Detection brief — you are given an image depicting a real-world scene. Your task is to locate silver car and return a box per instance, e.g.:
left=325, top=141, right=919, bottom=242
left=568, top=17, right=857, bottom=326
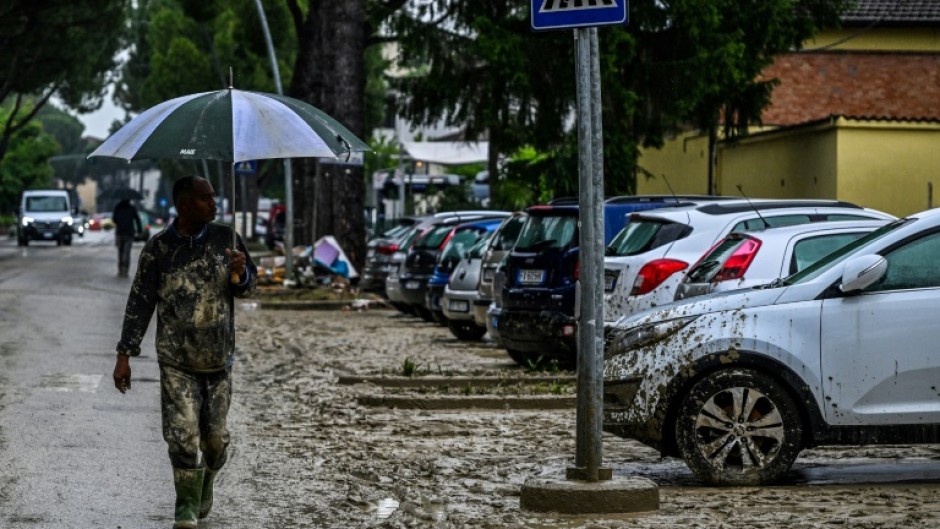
left=474, top=213, right=526, bottom=327
left=441, top=231, right=496, bottom=340
left=675, top=219, right=890, bottom=301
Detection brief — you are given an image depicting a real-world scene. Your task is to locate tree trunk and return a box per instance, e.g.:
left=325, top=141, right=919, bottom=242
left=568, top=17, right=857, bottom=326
left=289, top=0, right=367, bottom=272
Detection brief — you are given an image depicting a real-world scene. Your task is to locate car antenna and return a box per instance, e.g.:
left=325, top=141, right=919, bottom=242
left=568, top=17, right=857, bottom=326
left=660, top=173, right=682, bottom=206
left=736, top=184, right=769, bottom=229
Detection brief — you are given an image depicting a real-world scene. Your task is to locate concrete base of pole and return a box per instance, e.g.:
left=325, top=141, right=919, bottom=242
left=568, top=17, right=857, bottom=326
left=520, top=476, right=659, bottom=514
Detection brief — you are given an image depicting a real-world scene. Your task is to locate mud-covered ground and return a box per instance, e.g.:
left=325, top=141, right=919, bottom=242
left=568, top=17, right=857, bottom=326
left=223, top=307, right=940, bottom=528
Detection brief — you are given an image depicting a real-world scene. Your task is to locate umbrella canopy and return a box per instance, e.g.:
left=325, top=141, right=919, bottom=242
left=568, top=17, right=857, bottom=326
left=88, top=89, right=369, bottom=163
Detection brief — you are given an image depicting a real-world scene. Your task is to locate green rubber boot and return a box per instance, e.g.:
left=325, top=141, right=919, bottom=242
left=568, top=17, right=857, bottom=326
left=199, top=466, right=218, bottom=519
left=172, top=467, right=204, bottom=529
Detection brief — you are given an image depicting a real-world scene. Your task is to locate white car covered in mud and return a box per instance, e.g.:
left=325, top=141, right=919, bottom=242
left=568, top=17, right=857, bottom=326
left=604, top=209, right=940, bottom=485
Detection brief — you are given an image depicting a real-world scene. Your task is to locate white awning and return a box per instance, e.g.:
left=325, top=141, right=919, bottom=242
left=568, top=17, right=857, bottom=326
left=401, top=141, right=488, bottom=165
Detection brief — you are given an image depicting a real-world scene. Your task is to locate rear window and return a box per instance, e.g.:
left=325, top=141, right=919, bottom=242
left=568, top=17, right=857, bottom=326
left=515, top=215, right=578, bottom=252
left=469, top=230, right=495, bottom=259
left=685, top=237, right=748, bottom=282
left=416, top=225, right=453, bottom=249
left=607, top=219, right=692, bottom=257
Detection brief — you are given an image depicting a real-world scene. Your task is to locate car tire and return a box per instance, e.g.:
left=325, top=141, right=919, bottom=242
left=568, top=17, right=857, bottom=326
left=17, top=237, right=27, bottom=247
left=447, top=320, right=487, bottom=341
left=675, top=368, right=803, bottom=486
left=506, top=349, right=530, bottom=366
left=391, top=302, right=414, bottom=316
left=63, top=237, right=72, bottom=246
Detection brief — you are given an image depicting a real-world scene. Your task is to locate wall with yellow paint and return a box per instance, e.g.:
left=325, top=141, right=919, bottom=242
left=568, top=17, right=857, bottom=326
left=635, top=131, right=710, bottom=196
left=716, top=125, right=838, bottom=200
left=835, top=120, right=940, bottom=217
left=807, top=27, right=940, bottom=52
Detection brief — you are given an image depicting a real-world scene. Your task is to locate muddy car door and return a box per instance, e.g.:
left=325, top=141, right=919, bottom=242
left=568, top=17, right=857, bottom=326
left=820, top=230, right=940, bottom=425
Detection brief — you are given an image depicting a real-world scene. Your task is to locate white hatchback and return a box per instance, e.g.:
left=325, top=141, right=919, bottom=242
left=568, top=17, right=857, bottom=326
left=603, top=200, right=895, bottom=326
left=674, top=219, right=891, bottom=301
left=604, top=210, right=940, bottom=485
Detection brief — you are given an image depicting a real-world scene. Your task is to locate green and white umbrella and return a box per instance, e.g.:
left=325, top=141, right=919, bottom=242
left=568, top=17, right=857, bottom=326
left=88, top=88, right=369, bottom=162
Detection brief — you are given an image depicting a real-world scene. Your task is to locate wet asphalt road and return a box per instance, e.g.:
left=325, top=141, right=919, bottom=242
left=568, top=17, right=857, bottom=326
left=0, top=231, right=175, bottom=528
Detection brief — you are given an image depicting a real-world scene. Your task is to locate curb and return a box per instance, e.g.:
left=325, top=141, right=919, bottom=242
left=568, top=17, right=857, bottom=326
left=356, top=395, right=575, bottom=410
left=520, top=476, right=660, bottom=514
left=257, top=300, right=391, bottom=311
left=338, top=375, right=576, bottom=388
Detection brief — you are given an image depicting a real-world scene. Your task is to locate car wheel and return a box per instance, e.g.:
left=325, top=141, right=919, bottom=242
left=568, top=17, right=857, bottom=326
left=675, top=368, right=803, bottom=486
left=506, top=349, right=531, bottom=366
left=17, top=237, right=26, bottom=247
left=447, top=320, right=487, bottom=341
left=391, top=302, right=414, bottom=316
left=63, top=237, right=72, bottom=246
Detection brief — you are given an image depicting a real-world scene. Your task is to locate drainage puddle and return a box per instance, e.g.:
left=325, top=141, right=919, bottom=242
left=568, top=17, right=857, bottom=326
left=39, top=374, right=102, bottom=393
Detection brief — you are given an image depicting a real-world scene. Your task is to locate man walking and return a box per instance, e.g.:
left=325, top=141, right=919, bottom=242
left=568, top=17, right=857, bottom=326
left=112, top=175, right=256, bottom=528
left=112, top=198, right=142, bottom=277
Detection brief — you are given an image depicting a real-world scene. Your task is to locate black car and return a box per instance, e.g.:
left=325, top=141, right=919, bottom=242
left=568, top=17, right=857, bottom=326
left=361, top=217, right=426, bottom=292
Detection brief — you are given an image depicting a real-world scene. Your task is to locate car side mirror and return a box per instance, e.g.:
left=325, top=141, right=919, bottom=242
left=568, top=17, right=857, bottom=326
left=840, top=254, right=887, bottom=293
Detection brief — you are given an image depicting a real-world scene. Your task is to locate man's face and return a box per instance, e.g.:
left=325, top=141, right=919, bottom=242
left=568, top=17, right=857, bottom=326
left=180, top=179, right=217, bottom=224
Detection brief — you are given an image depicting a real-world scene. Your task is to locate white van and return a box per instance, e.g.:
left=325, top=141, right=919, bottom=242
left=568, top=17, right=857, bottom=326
left=16, top=189, right=74, bottom=246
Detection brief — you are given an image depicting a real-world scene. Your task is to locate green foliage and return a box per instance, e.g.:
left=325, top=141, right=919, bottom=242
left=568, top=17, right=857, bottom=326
left=523, top=356, right=562, bottom=374
left=401, top=357, right=421, bottom=377
left=0, top=102, right=58, bottom=212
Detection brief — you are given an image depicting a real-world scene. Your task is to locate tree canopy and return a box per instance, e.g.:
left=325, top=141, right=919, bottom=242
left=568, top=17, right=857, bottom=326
left=0, top=0, right=127, bottom=164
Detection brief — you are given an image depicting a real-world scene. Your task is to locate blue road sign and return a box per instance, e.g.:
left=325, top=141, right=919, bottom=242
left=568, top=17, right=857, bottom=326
left=234, top=160, right=258, bottom=175
left=531, top=0, right=627, bottom=31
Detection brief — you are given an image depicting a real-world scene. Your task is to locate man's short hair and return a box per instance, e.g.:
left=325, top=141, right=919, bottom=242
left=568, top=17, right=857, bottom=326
left=172, top=176, right=203, bottom=206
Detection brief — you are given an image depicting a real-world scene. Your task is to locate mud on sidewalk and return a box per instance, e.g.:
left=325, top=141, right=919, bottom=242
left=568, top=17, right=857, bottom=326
left=220, top=309, right=940, bottom=529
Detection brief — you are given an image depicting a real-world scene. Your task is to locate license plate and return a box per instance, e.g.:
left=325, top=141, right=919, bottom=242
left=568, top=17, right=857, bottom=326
left=604, top=271, right=618, bottom=291
left=43, top=232, right=53, bottom=238
left=518, top=269, right=545, bottom=285
left=405, top=280, right=420, bottom=290
left=448, top=299, right=469, bottom=312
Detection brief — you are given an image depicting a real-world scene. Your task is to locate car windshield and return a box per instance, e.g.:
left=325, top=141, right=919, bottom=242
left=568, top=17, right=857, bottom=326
left=514, top=215, right=577, bottom=251
left=607, top=219, right=692, bottom=256
left=439, top=228, right=485, bottom=265
left=784, top=219, right=911, bottom=285
left=26, top=196, right=67, bottom=212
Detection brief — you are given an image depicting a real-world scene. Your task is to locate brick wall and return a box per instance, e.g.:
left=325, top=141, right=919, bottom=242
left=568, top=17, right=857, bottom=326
left=759, top=52, right=940, bottom=125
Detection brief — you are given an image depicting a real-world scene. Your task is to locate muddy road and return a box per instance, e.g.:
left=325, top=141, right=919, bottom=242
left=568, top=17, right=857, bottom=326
left=0, top=233, right=939, bottom=528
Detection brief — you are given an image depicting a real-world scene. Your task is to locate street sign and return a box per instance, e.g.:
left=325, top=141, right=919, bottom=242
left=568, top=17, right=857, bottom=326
left=234, top=160, right=257, bottom=175
left=531, top=0, right=627, bottom=31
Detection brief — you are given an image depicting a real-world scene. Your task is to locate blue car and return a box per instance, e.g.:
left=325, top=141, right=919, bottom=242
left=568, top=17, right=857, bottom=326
left=492, top=195, right=728, bottom=367
left=425, top=218, right=506, bottom=324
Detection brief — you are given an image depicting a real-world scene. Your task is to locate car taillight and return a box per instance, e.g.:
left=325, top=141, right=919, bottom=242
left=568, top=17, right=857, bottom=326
left=573, top=260, right=580, bottom=280
left=631, top=259, right=688, bottom=296
left=713, top=239, right=761, bottom=282
left=376, top=243, right=400, bottom=255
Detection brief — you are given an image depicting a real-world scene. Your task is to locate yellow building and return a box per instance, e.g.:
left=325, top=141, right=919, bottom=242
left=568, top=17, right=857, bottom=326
left=636, top=1, right=940, bottom=217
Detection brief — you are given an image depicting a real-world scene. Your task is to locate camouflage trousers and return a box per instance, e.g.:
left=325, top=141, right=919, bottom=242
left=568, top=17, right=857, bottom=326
left=160, top=364, right=232, bottom=470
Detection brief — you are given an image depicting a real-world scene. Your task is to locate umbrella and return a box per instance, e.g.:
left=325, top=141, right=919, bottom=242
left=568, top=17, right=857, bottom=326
left=88, top=87, right=370, bottom=282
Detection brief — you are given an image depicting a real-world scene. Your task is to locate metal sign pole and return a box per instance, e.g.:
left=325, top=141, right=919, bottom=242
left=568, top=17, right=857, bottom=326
left=568, top=27, right=608, bottom=483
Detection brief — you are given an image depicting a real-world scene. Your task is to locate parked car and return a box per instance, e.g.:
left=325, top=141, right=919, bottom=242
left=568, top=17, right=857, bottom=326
left=603, top=199, right=896, bottom=327
left=400, top=212, right=510, bottom=321
left=603, top=211, right=940, bottom=485
left=492, top=196, right=731, bottom=367
left=433, top=220, right=503, bottom=337
left=135, top=211, right=154, bottom=241
left=474, top=213, right=527, bottom=330
left=675, top=219, right=891, bottom=301
left=88, top=213, right=113, bottom=231
left=264, top=204, right=286, bottom=250
left=361, top=217, right=427, bottom=292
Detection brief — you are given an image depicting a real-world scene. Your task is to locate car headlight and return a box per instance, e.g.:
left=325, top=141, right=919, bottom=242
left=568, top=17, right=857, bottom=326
left=21, top=216, right=34, bottom=226
left=62, top=216, right=73, bottom=226
left=614, top=315, right=699, bottom=351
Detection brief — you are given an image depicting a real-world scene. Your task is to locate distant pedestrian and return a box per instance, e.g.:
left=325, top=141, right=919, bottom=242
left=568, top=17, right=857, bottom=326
left=112, top=198, right=142, bottom=277
left=112, top=175, right=256, bottom=528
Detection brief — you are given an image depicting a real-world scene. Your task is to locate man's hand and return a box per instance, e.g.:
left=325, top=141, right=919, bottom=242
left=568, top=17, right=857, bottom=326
left=113, top=355, right=132, bottom=394
left=225, top=248, right=247, bottom=282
